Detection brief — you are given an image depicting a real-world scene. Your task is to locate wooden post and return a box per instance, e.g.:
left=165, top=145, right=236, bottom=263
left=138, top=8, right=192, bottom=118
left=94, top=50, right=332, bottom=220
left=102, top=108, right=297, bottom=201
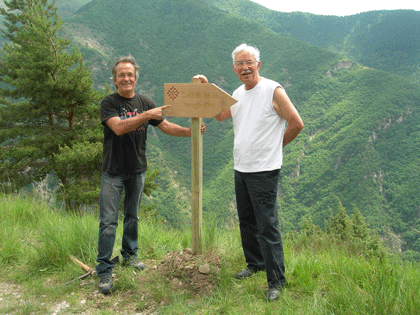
left=164, top=78, right=236, bottom=255
left=190, top=78, right=203, bottom=255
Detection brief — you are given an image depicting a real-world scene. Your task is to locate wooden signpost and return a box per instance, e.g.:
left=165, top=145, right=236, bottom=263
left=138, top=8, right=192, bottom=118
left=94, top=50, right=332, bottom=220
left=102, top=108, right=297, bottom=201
left=164, top=79, right=237, bottom=254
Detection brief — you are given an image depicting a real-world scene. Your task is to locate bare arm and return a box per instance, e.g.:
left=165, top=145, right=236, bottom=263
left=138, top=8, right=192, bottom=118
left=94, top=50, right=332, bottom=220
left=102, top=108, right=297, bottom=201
left=157, top=119, right=191, bottom=137
left=106, top=105, right=170, bottom=136
left=272, top=87, right=304, bottom=147
left=157, top=119, right=206, bottom=137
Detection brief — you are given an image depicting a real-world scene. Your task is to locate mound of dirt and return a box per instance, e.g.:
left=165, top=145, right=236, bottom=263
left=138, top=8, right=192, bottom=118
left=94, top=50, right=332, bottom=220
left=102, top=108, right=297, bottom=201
left=150, top=248, right=221, bottom=297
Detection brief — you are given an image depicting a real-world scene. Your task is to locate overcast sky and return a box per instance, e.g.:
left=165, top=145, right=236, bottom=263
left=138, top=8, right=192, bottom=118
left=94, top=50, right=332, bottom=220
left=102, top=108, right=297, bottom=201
left=251, top=0, right=420, bottom=16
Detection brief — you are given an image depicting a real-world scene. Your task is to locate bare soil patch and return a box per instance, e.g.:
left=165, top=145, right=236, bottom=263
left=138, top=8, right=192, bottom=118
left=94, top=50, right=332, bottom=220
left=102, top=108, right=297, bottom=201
left=88, top=248, right=222, bottom=313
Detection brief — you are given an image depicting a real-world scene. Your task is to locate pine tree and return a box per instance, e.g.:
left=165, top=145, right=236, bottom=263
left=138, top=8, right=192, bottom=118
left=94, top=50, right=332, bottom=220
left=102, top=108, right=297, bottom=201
left=0, top=0, right=104, bottom=211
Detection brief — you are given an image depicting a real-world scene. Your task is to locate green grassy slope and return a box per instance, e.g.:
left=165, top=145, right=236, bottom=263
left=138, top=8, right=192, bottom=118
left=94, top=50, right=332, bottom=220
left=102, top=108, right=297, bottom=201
left=1, top=193, right=419, bottom=314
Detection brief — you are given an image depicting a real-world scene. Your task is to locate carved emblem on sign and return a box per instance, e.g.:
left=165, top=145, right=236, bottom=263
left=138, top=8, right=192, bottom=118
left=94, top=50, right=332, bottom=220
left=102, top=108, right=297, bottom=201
left=166, top=86, right=180, bottom=101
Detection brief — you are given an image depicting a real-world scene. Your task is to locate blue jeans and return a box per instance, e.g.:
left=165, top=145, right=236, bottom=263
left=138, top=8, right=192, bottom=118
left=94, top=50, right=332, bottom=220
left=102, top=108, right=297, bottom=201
left=96, top=171, right=146, bottom=277
left=234, top=169, right=286, bottom=289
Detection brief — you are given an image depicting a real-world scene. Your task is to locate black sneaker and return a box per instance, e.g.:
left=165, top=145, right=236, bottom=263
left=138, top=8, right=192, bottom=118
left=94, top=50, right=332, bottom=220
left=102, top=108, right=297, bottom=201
left=122, top=258, right=145, bottom=271
left=235, top=268, right=261, bottom=279
left=266, top=287, right=281, bottom=301
left=98, top=274, right=113, bottom=294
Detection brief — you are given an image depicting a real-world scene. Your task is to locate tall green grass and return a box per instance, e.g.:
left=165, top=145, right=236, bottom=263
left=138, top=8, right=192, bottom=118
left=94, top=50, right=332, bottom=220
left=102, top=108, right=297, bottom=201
left=1, top=192, right=419, bottom=314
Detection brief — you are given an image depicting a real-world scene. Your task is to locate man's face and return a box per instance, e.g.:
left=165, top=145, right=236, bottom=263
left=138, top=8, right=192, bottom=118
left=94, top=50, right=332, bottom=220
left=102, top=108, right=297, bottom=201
left=233, top=51, right=261, bottom=88
left=113, top=62, right=137, bottom=97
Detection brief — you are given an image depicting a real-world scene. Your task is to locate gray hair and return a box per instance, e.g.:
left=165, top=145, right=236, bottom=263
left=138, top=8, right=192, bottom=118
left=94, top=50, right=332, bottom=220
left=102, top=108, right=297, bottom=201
left=232, top=44, right=260, bottom=64
left=111, top=54, right=140, bottom=80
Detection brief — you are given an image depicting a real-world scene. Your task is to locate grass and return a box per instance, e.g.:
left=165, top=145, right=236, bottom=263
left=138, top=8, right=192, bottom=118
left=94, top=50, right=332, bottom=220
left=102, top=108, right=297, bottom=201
left=0, top=192, right=419, bottom=314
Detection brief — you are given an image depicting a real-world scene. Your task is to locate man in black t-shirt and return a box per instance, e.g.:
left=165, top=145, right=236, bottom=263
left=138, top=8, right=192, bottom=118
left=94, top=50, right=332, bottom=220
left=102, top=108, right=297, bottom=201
left=96, top=55, right=206, bottom=294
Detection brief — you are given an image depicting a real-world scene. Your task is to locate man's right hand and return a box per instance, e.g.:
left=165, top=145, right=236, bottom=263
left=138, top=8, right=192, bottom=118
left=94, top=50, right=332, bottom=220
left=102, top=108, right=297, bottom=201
left=147, top=104, right=171, bottom=120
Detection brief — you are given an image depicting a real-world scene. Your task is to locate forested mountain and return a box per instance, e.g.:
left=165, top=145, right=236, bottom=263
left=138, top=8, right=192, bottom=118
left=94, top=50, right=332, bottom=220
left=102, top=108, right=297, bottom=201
left=199, top=0, right=420, bottom=84
left=2, top=0, right=419, bottom=257
left=48, top=0, right=420, bottom=84
left=55, top=0, right=91, bottom=19
left=5, top=0, right=417, bottom=83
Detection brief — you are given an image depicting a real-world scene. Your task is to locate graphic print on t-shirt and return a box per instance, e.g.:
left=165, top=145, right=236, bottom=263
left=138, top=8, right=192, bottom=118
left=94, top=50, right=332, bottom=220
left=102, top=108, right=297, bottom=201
left=119, top=108, right=145, bottom=132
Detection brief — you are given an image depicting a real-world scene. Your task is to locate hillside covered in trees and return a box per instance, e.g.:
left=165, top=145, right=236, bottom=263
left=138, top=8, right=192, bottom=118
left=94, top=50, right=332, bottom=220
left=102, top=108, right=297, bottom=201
left=201, top=0, right=420, bottom=84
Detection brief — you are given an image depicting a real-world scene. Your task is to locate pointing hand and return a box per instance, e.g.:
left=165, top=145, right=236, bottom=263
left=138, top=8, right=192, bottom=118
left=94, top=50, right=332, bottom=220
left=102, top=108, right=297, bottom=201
left=148, top=105, right=170, bottom=120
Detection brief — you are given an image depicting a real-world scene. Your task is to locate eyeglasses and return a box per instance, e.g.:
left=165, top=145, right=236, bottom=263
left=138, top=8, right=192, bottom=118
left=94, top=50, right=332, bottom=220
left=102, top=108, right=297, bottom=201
left=117, top=72, right=135, bottom=79
left=234, top=59, right=258, bottom=68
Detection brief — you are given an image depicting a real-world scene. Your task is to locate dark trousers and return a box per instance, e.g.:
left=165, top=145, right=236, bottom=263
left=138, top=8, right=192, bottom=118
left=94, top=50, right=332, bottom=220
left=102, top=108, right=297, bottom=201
left=234, top=169, right=286, bottom=289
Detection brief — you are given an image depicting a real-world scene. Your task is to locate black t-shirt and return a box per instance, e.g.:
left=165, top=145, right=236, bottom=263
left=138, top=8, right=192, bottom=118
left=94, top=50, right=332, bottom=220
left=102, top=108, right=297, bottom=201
left=100, top=93, right=163, bottom=175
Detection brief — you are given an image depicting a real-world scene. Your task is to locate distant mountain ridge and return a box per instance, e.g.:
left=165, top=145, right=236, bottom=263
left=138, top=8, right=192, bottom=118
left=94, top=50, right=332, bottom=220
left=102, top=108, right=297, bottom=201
left=52, top=0, right=420, bottom=85
left=199, top=0, right=420, bottom=84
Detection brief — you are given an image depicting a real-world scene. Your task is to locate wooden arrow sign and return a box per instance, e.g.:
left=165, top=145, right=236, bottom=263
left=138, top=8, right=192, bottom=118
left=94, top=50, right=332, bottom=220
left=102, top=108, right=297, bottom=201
left=164, top=83, right=237, bottom=118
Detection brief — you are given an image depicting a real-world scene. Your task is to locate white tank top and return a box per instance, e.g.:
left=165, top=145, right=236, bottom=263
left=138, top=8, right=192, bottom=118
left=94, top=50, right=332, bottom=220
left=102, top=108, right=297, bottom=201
left=231, top=77, right=286, bottom=173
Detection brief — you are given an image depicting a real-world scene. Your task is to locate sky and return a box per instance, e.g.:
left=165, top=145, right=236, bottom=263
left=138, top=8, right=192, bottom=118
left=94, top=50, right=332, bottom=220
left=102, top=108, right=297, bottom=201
left=251, top=0, right=420, bottom=16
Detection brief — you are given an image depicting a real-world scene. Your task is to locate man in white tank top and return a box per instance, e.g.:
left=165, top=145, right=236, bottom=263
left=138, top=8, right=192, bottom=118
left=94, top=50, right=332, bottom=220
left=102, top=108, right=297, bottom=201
left=194, top=44, right=304, bottom=301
